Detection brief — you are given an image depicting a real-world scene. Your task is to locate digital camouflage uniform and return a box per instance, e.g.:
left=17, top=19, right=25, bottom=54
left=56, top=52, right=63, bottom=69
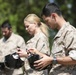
left=49, top=22, right=76, bottom=75
left=24, top=31, right=50, bottom=75
left=0, top=33, right=26, bottom=75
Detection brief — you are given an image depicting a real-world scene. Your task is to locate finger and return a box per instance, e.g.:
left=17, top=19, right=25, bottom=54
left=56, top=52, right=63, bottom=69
left=26, top=49, right=32, bottom=54
left=29, top=48, right=36, bottom=54
left=17, top=51, right=21, bottom=54
left=34, top=60, right=43, bottom=69
left=34, top=59, right=41, bottom=64
left=34, top=63, right=43, bottom=69
left=40, top=67, right=44, bottom=70
left=27, top=50, right=30, bottom=54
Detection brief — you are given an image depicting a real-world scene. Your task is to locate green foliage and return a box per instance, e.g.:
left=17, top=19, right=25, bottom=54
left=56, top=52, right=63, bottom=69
left=0, top=0, right=76, bottom=49
left=55, top=0, right=76, bottom=26
left=0, top=0, right=48, bottom=40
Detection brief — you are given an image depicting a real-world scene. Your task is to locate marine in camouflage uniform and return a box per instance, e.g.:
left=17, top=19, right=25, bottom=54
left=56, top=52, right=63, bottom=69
left=49, top=22, right=76, bottom=75
left=24, top=31, right=50, bottom=75
left=0, top=33, right=26, bottom=75
left=0, top=20, right=26, bottom=75
left=19, top=14, right=51, bottom=75
left=32, top=3, right=76, bottom=75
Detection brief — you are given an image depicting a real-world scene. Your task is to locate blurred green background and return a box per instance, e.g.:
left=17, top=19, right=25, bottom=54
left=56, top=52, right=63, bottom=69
left=0, top=0, right=76, bottom=48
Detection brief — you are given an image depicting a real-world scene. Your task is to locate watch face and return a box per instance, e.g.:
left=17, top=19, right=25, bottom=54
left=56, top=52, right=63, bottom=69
left=52, top=57, right=57, bottom=65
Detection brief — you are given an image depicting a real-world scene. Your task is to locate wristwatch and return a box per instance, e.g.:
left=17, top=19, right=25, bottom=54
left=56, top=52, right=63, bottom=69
left=52, top=56, right=58, bottom=65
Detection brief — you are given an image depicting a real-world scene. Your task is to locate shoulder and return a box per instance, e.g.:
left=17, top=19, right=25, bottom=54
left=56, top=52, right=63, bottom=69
left=61, top=23, right=76, bottom=38
left=39, top=32, right=48, bottom=40
left=0, top=37, right=4, bottom=42
left=12, top=33, right=25, bottom=41
left=35, top=32, right=48, bottom=41
left=62, top=24, right=76, bottom=41
left=66, top=23, right=76, bottom=32
left=66, top=25, right=76, bottom=36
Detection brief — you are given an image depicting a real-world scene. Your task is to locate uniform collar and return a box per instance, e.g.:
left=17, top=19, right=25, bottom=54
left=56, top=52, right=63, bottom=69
left=3, top=33, right=14, bottom=42
left=54, top=22, right=70, bottom=40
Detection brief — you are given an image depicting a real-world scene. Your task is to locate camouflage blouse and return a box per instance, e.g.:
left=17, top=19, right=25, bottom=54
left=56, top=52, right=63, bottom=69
left=50, top=22, right=76, bottom=75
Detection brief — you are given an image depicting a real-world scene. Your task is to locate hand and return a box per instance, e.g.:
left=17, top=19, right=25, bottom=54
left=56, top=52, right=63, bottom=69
left=34, top=55, right=53, bottom=70
left=17, top=49, right=28, bottom=58
left=27, top=48, right=36, bottom=54
left=28, top=48, right=45, bottom=57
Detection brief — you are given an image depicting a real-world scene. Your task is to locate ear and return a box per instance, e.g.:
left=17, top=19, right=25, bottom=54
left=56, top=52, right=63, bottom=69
left=51, top=13, right=57, bottom=21
left=9, top=28, right=12, bottom=32
left=34, top=22, right=38, bottom=27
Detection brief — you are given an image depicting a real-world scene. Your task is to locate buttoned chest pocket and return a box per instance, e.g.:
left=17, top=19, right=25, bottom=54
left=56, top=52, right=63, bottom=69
left=5, top=42, right=17, bottom=54
left=51, top=39, right=65, bottom=57
left=26, top=40, right=37, bottom=50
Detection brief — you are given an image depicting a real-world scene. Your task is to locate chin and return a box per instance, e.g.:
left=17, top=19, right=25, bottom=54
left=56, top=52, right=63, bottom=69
left=29, top=33, right=33, bottom=35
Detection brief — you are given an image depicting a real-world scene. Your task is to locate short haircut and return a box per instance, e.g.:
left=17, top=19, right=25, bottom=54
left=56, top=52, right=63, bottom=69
left=1, top=20, right=12, bottom=29
left=41, top=3, right=62, bottom=17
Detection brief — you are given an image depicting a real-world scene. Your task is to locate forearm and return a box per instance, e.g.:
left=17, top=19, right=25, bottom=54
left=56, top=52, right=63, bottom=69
left=56, top=56, right=76, bottom=65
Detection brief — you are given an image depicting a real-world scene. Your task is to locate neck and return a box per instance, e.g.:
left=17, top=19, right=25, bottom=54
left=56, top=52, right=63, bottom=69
left=34, top=28, right=41, bottom=36
left=4, top=33, right=12, bottom=41
left=57, top=17, right=67, bottom=30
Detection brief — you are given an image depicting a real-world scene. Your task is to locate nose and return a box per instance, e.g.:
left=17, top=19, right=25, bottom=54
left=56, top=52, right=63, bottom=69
left=25, top=28, right=29, bottom=32
left=2, top=32, right=6, bottom=36
left=25, top=28, right=28, bottom=30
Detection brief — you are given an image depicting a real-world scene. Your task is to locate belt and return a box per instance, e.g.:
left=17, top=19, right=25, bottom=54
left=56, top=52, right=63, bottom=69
left=0, top=63, right=5, bottom=70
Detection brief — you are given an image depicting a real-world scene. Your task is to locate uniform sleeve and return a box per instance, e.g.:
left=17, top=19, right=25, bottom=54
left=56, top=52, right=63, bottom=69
left=69, top=50, right=76, bottom=60
left=64, top=31, right=76, bottom=60
left=17, top=37, right=27, bottom=61
left=17, top=37, right=26, bottom=50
